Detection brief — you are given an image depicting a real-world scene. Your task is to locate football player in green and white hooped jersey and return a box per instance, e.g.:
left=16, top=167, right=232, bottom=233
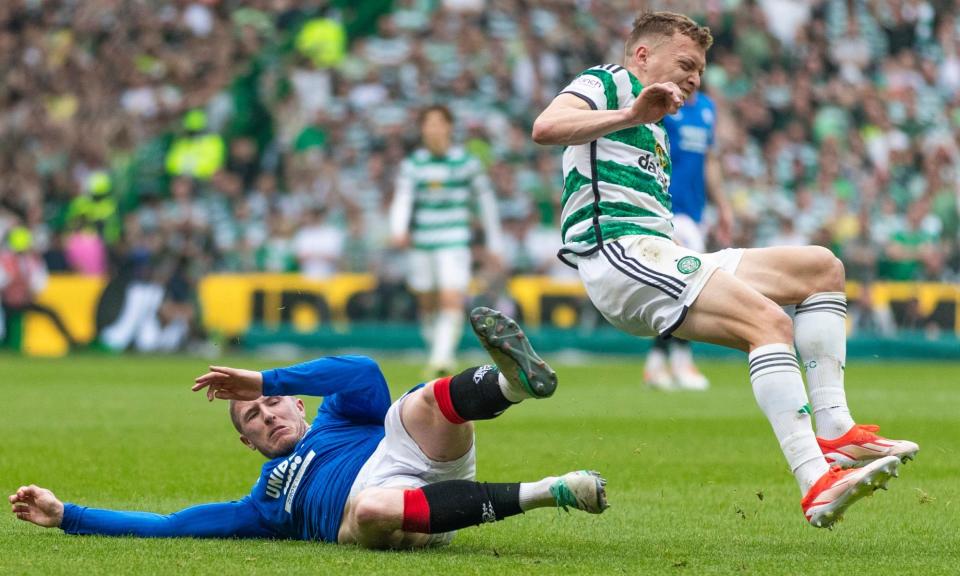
left=533, top=11, right=918, bottom=529
left=390, top=105, right=503, bottom=375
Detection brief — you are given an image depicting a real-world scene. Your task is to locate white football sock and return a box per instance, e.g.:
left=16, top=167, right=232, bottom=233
left=794, top=292, right=855, bottom=439
left=750, top=343, right=830, bottom=494
left=668, top=341, right=694, bottom=372
left=646, top=347, right=667, bottom=372
left=518, top=477, right=556, bottom=511
left=497, top=371, right=528, bottom=403
left=429, top=309, right=463, bottom=368
left=419, top=311, right=436, bottom=348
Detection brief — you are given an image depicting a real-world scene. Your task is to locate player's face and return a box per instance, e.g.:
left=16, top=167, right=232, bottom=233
left=235, top=396, right=308, bottom=459
left=639, top=34, right=705, bottom=100
left=421, top=111, right=452, bottom=155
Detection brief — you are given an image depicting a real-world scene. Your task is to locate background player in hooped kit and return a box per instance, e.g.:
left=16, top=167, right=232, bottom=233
left=644, top=88, right=734, bottom=391
left=390, top=105, right=504, bottom=377
left=531, top=11, right=918, bottom=528
left=10, top=308, right=607, bottom=549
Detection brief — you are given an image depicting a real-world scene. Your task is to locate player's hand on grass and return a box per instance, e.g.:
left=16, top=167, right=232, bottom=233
left=628, top=82, right=684, bottom=125
left=192, top=365, right=264, bottom=401
left=9, top=485, right=64, bottom=528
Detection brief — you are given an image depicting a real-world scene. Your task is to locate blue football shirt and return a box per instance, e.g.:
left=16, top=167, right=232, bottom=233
left=663, top=93, right=716, bottom=223
left=60, top=356, right=392, bottom=543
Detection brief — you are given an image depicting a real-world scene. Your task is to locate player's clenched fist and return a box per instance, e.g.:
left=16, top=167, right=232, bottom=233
left=628, top=82, right=684, bottom=125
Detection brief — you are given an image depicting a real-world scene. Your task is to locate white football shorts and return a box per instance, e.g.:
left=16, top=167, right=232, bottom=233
left=348, top=387, right=476, bottom=545
left=407, top=247, right=472, bottom=293
left=577, top=235, right=743, bottom=338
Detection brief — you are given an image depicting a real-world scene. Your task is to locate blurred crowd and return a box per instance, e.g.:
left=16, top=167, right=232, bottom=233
left=2, top=0, right=960, bottom=349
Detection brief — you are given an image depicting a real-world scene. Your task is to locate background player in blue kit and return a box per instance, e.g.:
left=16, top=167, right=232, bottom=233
left=9, top=308, right=607, bottom=550
left=643, top=90, right=734, bottom=391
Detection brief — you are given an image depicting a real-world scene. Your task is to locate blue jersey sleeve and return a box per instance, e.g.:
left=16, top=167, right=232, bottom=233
left=260, top=355, right=391, bottom=424
left=60, top=497, right=275, bottom=539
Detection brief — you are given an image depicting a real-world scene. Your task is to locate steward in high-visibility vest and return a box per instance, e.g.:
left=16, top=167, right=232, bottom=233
left=295, top=18, right=346, bottom=68
left=64, top=171, right=120, bottom=244
left=165, top=109, right=226, bottom=180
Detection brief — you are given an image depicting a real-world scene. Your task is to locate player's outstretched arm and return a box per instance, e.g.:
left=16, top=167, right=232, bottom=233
left=195, top=357, right=391, bottom=419
left=10, top=485, right=64, bottom=528
left=11, top=485, right=275, bottom=538
left=532, top=83, right=684, bottom=146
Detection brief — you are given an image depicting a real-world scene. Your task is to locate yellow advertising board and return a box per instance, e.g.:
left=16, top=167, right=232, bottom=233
left=14, top=274, right=960, bottom=357
left=22, top=276, right=105, bottom=357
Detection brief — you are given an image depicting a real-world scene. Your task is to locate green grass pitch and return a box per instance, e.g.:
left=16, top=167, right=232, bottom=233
left=2, top=354, right=958, bottom=575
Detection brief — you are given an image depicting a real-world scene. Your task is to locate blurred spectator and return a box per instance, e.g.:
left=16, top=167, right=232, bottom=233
left=165, top=110, right=226, bottom=181
left=256, top=212, right=297, bottom=272
left=63, top=221, right=109, bottom=276
left=295, top=16, right=347, bottom=68
left=100, top=250, right=193, bottom=353
left=0, top=226, right=75, bottom=349
left=294, top=206, right=345, bottom=279
left=879, top=198, right=944, bottom=280
left=2, top=0, right=960, bottom=343
left=64, top=171, right=120, bottom=245
left=501, top=212, right=570, bottom=279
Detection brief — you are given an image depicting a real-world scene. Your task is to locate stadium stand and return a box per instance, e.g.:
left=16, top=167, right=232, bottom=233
left=1, top=0, right=958, bottom=352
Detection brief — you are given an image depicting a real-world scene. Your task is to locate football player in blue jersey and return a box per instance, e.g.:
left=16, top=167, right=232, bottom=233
left=644, top=89, right=733, bottom=391
left=10, top=308, right=607, bottom=550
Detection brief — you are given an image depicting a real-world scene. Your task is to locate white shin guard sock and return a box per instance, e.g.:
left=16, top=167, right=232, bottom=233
left=750, top=343, right=830, bottom=494
left=795, top=292, right=855, bottom=439
left=518, top=477, right=556, bottom=511
left=429, top=309, right=463, bottom=368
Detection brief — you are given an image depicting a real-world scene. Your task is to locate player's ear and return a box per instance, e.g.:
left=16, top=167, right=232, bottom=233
left=633, top=43, right=649, bottom=68
left=294, top=398, right=305, bottom=415
left=239, top=435, right=256, bottom=451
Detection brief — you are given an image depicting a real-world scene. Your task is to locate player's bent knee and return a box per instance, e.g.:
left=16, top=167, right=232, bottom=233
left=823, top=252, right=846, bottom=292
left=352, top=491, right=394, bottom=530
left=351, top=490, right=416, bottom=549
left=419, top=381, right=439, bottom=408
left=807, top=246, right=845, bottom=293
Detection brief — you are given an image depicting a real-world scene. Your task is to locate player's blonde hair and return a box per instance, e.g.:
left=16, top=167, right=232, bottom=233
left=625, top=11, right=713, bottom=56
left=229, top=400, right=244, bottom=433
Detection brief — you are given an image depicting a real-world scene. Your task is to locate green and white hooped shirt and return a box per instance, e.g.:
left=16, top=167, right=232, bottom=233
left=389, top=147, right=502, bottom=253
left=557, top=64, right=674, bottom=268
